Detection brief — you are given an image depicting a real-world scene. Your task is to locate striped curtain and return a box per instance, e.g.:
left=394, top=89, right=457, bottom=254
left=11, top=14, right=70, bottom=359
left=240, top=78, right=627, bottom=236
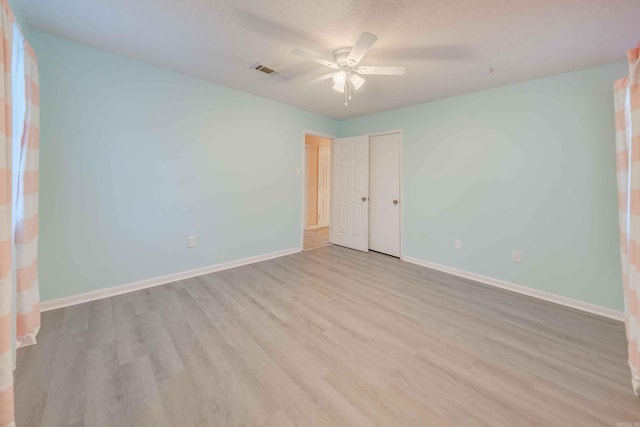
left=615, top=43, right=640, bottom=396
left=15, top=41, right=39, bottom=348
left=0, top=0, right=16, bottom=424
left=0, top=0, right=40, bottom=424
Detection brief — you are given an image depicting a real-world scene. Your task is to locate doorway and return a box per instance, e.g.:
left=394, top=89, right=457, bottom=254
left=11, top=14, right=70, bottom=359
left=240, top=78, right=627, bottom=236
left=303, top=133, right=332, bottom=250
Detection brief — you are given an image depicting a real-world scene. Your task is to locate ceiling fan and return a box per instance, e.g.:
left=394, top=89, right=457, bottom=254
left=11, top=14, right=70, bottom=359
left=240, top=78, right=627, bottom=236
left=292, top=32, right=406, bottom=106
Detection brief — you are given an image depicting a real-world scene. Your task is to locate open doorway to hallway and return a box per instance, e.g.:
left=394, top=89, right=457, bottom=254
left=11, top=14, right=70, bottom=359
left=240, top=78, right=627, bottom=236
left=304, top=134, right=332, bottom=250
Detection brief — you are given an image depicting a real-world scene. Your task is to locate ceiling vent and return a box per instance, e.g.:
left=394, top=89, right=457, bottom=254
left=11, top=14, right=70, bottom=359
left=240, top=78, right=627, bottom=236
left=250, top=63, right=278, bottom=76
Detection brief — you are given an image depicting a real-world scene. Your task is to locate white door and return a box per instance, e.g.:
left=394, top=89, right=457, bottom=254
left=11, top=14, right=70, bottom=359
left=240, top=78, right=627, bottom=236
left=369, top=133, right=400, bottom=257
left=332, top=135, right=369, bottom=252
left=317, top=146, right=331, bottom=227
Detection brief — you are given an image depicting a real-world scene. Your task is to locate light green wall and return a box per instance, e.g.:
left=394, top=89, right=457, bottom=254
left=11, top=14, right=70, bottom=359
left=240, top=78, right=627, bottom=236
left=339, top=62, right=627, bottom=311
left=31, top=30, right=338, bottom=301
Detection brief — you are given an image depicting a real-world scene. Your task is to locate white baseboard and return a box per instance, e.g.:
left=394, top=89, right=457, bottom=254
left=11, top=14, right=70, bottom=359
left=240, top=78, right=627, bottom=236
left=41, top=248, right=625, bottom=322
left=41, top=247, right=301, bottom=312
left=402, top=256, right=625, bottom=322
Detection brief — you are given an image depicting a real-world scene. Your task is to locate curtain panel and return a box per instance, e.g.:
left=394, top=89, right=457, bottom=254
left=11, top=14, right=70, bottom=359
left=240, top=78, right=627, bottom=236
left=0, top=0, right=40, bottom=425
left=615, top=43, right=640, bottom=396
left=0, top=0, right=16, bottom=424
left=15, top=41, right=39, bottom=349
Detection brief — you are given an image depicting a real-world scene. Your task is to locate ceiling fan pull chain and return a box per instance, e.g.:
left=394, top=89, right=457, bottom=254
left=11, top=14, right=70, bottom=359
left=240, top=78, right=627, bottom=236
left=344, top=82, right=348, bottom=106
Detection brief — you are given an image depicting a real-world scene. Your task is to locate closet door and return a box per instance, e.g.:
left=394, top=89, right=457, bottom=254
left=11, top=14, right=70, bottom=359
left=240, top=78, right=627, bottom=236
left=369, top=133, right=400, bottom=257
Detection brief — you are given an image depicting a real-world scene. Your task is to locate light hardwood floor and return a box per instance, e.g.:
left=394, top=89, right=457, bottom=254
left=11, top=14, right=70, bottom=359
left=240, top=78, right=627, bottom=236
left=303, top=227, right=330, bottom=250
left=15, top=246, right=640, bottom=426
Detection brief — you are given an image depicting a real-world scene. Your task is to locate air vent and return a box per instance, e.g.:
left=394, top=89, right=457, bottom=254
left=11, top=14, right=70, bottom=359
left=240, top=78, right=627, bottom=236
left=250, top=63, right=278, bottom=76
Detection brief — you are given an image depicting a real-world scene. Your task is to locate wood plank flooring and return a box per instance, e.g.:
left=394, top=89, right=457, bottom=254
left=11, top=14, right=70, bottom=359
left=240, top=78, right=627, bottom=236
left=303, top=227, right=330, bottom=250
left=14, top=245, right=640, bottom=426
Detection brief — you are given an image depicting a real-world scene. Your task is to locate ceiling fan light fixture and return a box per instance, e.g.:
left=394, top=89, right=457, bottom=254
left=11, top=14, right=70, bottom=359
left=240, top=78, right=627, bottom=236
left=350, top=73, right=365, bottom=91
left=332, top=70, right=347, bottom=86
left=293, top=32, right=405, bottom=106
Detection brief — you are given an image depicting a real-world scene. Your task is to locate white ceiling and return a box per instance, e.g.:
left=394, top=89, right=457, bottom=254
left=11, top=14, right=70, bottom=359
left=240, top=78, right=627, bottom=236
left=15, top=0, right=640, bottom=120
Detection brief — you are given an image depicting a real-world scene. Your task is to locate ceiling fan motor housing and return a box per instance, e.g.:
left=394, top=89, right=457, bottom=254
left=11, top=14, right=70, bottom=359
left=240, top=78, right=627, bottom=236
left=333, top=47, right=355, bottom=67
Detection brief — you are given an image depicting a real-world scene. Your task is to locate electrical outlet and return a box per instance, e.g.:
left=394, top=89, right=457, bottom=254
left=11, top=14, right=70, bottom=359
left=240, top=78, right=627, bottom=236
left=512, top=250, right=522, bottom=263
left=454, top=240, right=462, bottom=250
left=188, top=235, right=197, bottom=248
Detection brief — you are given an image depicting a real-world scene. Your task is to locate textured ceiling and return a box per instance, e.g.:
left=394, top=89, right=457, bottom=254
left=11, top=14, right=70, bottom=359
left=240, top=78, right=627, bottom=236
left=15, top=0, right=640, bottom=120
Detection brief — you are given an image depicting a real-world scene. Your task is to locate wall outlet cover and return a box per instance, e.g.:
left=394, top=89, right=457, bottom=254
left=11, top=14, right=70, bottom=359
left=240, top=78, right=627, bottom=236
left=454, top=240, right=462, bottom=250
left=188, top=235, right=197, bottom=248
left=512, top=250, right=522, bottom=263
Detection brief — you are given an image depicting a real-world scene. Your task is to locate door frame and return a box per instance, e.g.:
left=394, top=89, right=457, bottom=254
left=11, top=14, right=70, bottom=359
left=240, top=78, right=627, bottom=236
left=301, top=130, right=335, bottom=250
left=367, top=129, right=403, bottom=258
left=304, top=145, right=309, bottom=230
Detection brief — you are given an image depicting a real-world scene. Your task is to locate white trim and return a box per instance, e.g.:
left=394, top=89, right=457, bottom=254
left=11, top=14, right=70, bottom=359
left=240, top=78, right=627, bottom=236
left=41, top=247, right=301, bottom=312
left=366, top=128, right=404, bottom=138
left=302, top=129, right=336, bottom=139
left=402, top=255, right=625, bottom=322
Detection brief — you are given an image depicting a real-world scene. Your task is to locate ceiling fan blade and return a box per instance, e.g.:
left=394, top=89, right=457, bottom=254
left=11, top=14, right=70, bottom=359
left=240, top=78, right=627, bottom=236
left=292, top=49, right=339, bottom=69
left=347, top=32, right=377, bottom=65
left=309, top=73, right=334, bottom=84
left=357, top=66, right=406, bottom=76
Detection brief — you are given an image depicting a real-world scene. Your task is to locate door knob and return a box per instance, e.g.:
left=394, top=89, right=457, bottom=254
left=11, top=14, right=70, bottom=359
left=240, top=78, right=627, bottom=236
left=362, top=196, right=368, bottom=202
left=393, top=200, right=399, bottom=205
